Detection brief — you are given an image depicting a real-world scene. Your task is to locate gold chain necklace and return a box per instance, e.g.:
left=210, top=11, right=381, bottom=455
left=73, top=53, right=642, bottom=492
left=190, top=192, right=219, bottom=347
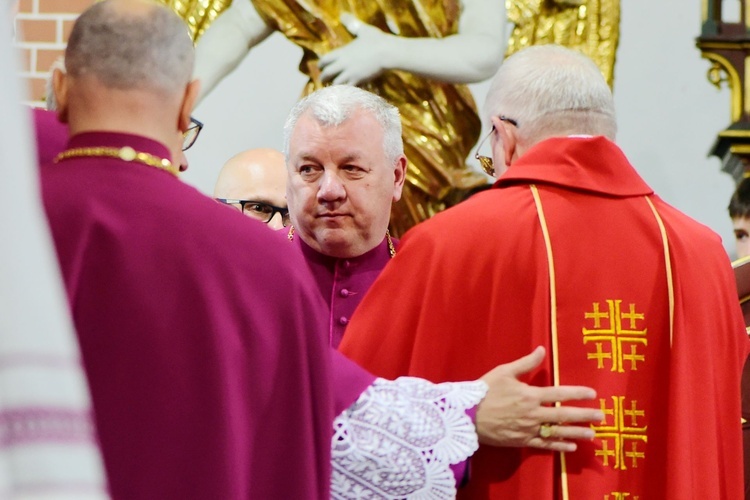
left=54, top=146, right=179, bottom=177
left=287, top=226, right=396, bottom=258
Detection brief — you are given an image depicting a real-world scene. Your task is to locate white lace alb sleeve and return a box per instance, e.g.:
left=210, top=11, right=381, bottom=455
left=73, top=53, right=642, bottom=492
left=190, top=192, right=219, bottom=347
left=331, top=377, right=488, bottom=499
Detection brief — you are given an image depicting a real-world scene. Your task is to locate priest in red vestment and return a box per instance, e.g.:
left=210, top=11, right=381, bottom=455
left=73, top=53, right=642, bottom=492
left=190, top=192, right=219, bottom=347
left=340, top=45, right=749, bottom=498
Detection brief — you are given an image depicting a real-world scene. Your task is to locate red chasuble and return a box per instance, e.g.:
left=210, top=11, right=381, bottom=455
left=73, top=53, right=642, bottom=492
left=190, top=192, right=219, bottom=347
left=42, top=132, right=374, bottom=499
left=341, top=136, right=748, bottom=499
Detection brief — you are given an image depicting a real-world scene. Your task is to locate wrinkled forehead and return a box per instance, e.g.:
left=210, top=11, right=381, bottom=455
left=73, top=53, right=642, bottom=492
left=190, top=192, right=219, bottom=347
left=289, top=112, right=388, bottom=161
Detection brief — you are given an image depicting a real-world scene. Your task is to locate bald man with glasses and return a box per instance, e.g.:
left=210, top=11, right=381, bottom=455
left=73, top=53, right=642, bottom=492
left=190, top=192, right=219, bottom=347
left=213, top=148, right=290, bottom=230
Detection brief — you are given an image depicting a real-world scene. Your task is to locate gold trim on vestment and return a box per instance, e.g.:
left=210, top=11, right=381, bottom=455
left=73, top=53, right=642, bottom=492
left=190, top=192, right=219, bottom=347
left=644, top=197, right=675, bottom=347
left=529, top=185, right=569, bottom=499
left=530, top=189, right=677, bottom=496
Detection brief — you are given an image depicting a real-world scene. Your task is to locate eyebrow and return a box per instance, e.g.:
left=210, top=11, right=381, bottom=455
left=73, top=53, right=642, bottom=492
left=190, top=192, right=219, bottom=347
left=296, top=153, right=362, bottom=164
left=243, top=197, right=288, bottom=207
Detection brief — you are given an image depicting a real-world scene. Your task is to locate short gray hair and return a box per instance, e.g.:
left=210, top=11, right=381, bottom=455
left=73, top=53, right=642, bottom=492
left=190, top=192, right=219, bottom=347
left=65, top=0, right=194, bottom=93
left=483, top=45, right=617, bottom=141
left=282, top=85, right=403, bottom=164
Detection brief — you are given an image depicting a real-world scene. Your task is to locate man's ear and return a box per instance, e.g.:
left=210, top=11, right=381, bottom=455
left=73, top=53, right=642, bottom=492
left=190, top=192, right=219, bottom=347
left=52, top=68, right=69, bottom=123
left=178, top=79, right=201, bottom=132
left=392, top=155, right=408, bottom=202
left=491, top=115, right=517, bottom=169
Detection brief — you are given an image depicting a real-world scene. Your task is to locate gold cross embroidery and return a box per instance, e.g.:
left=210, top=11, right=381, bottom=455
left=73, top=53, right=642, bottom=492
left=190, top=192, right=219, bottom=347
left=583, top=300, right=648, bottom=372
left=593, top=396, right=648, bottom=470
left=605, top=494, right=639, bottom=500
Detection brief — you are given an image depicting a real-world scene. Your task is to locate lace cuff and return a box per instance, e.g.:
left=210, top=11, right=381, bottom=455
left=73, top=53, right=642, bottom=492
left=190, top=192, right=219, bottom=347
left=331, top=377, right=488, bottom=499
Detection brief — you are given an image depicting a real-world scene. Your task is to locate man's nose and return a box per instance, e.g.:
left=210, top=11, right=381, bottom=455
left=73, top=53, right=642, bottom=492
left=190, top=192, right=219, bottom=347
left=267, top=212, right=286, bottom=230
left=317, top=171, right=346, bottom=201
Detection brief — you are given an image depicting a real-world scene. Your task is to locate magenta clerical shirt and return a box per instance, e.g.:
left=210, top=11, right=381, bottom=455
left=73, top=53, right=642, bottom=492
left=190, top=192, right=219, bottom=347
left=294, top=236, right=395, bottom=348
left=41, top=131, right=373, bottom=499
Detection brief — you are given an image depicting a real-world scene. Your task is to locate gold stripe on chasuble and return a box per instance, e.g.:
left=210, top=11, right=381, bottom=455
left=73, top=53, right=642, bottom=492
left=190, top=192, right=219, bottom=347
left=644, top=197, right=675, bottom=347
left=529, top=185, right=569, bottom=499
left=529, top=187, right=675, bottom=499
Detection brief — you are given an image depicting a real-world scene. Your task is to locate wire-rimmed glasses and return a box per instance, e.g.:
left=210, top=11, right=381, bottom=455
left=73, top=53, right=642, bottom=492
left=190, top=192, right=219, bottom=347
left=182, top=117, right=203, bottom=151
left=474, top=115, right=519, bottom=177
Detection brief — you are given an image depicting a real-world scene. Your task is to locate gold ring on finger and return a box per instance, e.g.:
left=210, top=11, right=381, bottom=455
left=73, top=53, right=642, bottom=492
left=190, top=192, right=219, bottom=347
left=539, top=423, right=554, bottom=439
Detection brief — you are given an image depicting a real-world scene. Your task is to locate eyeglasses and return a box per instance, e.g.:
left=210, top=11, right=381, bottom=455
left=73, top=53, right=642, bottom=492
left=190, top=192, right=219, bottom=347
left=215, top=198, right=291, bottom=226
left=474, top=115, right=518, bottom=177
left=182, top=117, right=203, bottom=151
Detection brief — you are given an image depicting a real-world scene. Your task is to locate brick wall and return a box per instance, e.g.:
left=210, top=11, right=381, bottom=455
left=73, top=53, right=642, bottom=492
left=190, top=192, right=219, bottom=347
left=14, top=0, right=94, bottom=105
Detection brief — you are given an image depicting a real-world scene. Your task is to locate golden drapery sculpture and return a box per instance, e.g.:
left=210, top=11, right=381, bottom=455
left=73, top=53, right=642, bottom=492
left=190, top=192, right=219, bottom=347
left=165, top=0, right=231, bottom=42
left=506, top=0, right=620, bottom=87
left=162, top=0, right=489, bottom=237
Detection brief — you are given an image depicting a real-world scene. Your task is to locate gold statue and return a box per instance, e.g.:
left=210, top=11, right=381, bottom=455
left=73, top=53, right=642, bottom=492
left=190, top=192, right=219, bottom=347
left=161, top=0, right=506, bottom=237
left=505, top=0, right=620, bottom=87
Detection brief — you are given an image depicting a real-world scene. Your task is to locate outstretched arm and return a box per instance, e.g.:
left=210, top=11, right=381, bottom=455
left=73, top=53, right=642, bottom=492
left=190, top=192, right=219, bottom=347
left=477, top=346, right=603, bottom=452
left=331, top=347, right=601, bottom=496
left=319, top=0, right=507, bottom=85
left=193, top=0, right=274, bottom=101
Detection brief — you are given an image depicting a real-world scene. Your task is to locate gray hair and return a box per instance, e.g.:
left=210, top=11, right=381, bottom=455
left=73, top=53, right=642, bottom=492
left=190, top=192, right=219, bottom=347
left=483, top=45, right=617, bottom=141
left=282, top=85, right=403, bottom=164
left=64, top=0, right=194, bottom=93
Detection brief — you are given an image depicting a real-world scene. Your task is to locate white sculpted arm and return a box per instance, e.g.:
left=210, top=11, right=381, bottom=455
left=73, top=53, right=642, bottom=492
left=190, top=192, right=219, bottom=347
left=331, top=377, right=487, bottom=499
left=319, top=0, right=507, bottom=85
left=193, top=0, right=274, bottom=101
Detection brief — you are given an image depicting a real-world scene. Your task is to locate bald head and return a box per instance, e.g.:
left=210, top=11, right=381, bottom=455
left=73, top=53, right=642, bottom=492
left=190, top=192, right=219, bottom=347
left=214, top=149, right=288, bottom=229
left=65, top=0, right=194, bottom=94
left=54, top=0, right=199, bottom=162
left=483, top=44, right=616, bottom=144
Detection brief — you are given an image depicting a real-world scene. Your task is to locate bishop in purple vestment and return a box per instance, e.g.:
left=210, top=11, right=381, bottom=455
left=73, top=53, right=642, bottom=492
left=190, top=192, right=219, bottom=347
left=283, top=86, right=404, bottom=348
left=42, top=2, right=371, bottom=497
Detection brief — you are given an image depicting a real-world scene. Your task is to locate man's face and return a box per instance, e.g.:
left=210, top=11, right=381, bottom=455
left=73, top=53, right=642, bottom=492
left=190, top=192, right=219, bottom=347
left=214, top=150, right=288, bottom=229
left=734, top=217, right=750, bottom=259
left=286, top=109, right=405, bottom=258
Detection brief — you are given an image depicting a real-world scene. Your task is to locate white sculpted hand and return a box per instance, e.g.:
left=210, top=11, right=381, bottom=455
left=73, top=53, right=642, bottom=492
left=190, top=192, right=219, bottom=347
left=476, top=346, right=603, bottom=452
left=319, top=14, right=396, bottom=85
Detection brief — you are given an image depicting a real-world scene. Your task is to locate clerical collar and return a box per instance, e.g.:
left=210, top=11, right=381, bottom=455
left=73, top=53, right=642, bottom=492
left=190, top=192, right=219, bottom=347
left=290, top=229, right=396, bottom=264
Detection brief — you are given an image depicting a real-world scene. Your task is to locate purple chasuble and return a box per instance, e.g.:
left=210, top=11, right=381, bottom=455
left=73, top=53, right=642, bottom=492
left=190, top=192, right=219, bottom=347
left=294, top=236, right=395, bottom=347
left=41, top=131, right=373, bottom=499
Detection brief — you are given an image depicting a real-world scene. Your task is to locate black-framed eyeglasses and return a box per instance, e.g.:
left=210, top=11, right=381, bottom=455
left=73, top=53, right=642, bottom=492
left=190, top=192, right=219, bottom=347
left=474, top=115, right=518, bottom=177
left=215, top=198, right=291, bottom=226
left=182, top=117, right=203, bottom=151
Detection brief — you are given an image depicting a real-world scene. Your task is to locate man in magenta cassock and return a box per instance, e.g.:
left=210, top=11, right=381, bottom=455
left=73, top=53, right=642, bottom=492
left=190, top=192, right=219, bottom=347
left=41, top=1, right=374, bottom=497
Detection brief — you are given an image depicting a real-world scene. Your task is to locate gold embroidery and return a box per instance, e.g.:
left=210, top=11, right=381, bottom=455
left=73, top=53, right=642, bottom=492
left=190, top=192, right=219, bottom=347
left=583, top=300, right=648, bottom=372
left=593, top=396, right=648, bottom=470
left=605, top=494, right=639, bottom=500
